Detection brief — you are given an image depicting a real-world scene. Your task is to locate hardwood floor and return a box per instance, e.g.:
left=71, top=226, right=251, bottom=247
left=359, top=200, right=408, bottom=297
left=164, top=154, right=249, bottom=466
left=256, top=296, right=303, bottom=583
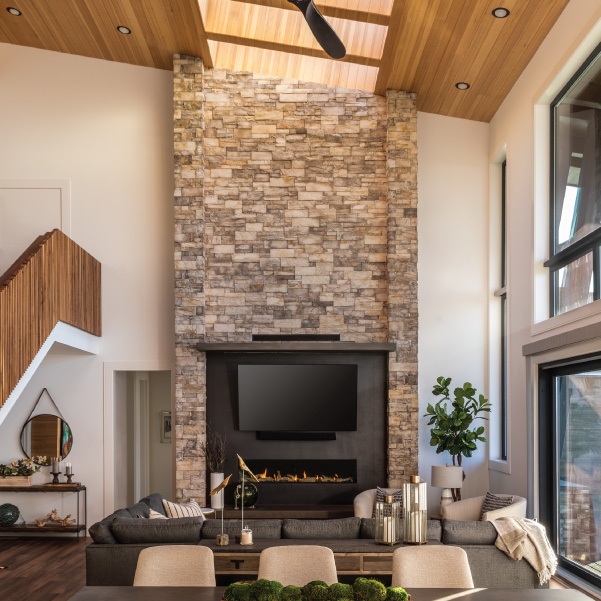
left=0, top=537, right=87, bottom=601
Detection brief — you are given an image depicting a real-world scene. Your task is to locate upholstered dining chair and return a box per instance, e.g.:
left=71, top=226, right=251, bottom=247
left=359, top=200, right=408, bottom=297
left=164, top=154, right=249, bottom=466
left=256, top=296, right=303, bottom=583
left=133, top=545, right=216, bottom=586
left=392, top=546, right=474, bottom=588
left=258, top=545, right=338, bottom=586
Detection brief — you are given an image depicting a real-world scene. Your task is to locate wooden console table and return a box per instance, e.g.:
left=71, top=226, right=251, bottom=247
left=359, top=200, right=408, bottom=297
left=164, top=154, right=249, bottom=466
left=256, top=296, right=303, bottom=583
left=0, top=483, right=86, bottom=540
left=213, top=504, right=354, bottom=519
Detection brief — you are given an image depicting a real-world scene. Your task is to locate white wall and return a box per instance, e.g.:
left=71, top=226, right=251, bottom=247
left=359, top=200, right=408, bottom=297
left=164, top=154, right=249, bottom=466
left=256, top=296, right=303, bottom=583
left=417, top=112, right=490, bottom=513
left=0, top=42, right=175, bottom=527
left=488, top=0, right=601, bottom=501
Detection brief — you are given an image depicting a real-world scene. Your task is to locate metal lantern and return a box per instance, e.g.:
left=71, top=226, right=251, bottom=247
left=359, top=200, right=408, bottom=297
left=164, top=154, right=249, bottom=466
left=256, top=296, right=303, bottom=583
left=375, top=494, right=401, bottom=545
left=403, top=475, right=427, bottom=544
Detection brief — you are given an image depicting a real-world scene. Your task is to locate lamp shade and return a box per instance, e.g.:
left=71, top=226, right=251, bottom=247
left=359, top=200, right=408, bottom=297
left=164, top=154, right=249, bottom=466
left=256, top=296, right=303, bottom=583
left=431, top=465, right=463, bottom=489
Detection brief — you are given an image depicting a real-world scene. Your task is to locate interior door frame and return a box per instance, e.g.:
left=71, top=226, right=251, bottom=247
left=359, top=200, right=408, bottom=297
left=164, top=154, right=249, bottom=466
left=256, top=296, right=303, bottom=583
left=103, top=361, right=174, bottom=516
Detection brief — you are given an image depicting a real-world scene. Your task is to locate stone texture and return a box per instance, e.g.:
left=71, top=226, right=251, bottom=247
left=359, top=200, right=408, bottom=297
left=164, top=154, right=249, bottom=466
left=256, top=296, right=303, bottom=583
left=173, top=55, right=418, bottom=503
left=386, top=90, right=419, bottom=486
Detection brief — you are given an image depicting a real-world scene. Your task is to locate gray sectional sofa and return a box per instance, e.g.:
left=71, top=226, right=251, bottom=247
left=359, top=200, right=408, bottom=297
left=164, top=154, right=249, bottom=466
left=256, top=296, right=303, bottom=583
left=86, top=493, right=547, bottom=589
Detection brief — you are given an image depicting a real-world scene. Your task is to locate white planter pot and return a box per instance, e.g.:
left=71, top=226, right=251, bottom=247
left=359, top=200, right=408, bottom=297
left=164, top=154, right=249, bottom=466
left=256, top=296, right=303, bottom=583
left=210, top=472, right=225, bottom=509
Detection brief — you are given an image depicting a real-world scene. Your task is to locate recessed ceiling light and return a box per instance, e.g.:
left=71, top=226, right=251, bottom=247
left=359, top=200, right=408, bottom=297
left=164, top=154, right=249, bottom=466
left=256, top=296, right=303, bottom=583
left=492, top=7, right=510, bottom=18
left=455, top=82, right=470, bottom=90
left=6, top=7, right=22, bottom=16
left=116, top=25, right=131, bottom=35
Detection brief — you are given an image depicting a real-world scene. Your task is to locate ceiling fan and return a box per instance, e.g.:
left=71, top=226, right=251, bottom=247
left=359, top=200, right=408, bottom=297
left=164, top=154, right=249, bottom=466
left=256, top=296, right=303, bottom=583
left=287, top=0, right=346, bottom=60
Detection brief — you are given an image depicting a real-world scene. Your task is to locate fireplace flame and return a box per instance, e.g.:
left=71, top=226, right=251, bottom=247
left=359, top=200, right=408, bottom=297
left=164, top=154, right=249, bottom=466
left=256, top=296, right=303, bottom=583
left=254, top=468, right=353, bottom=484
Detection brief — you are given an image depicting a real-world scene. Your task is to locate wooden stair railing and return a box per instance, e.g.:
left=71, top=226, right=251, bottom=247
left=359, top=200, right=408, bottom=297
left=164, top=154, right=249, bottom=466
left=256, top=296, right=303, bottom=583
left=0, top=229, right=101, bottom=410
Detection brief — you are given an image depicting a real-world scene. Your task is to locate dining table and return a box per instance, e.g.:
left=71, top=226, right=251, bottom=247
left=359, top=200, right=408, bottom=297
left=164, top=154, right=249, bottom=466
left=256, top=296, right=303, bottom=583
left=68, top=586, right=591, bottom=601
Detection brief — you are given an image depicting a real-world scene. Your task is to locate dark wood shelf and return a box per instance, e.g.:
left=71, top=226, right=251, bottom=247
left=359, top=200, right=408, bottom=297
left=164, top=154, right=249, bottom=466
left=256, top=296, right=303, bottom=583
left=0, top=523, right=86, bottom=533
left=0, top=483, right=85, bottom=492
left=196, top=342, right=396, bottom=353
left=214, top=504, right=354, bottom=519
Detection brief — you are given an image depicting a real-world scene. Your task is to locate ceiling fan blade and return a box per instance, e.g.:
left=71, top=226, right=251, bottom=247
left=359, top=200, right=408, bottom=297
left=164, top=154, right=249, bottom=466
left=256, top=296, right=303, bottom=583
left=288, top=0, right=346, bottom=60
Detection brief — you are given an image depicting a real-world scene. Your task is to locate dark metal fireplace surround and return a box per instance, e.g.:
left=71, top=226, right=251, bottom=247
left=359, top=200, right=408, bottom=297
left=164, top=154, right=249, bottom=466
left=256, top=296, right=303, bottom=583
left=204, top=344, right=389, bottom=505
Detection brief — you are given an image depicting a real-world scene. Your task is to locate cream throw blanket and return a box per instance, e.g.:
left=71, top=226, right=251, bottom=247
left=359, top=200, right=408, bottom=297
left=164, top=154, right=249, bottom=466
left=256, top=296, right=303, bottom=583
left=491, top=517, right=558, bottom=585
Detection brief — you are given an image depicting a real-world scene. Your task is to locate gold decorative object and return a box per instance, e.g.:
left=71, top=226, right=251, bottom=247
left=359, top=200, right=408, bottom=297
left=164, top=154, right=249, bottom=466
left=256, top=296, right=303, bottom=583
left=403, top=475, right=427, bottom=544
left=209, top=474, right=231, bottom=496
left=210, top=473, right=233, bottom=546
left=237, top=454, right=259, bottom=543
left=35, top=508, right=76, bottom=528
left=375, top=494, right=401, bottom=545
left=237, top=454, right=259, bottom=482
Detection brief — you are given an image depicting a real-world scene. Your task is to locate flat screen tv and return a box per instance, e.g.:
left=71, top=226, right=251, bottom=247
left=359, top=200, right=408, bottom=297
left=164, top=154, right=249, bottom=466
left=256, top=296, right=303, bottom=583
left=238, top=364, right=358, bottom=432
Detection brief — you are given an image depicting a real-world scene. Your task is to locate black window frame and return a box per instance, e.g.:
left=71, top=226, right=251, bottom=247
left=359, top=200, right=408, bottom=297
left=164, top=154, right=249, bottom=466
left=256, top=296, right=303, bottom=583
left=539, top=352, right=601, bottom=588
left=547, top=40, right=601, bottom=316
left=500, top=160, right=507, bottom=461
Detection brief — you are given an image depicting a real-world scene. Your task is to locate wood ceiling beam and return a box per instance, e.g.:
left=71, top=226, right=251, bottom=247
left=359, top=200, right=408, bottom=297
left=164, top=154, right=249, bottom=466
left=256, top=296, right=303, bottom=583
left=206, top=32, right=380, bottom=67
left=178, top=0, right=214, bottom=68
left=374, top=0, right=417, bottom=96
left=237, top=0, right=390, bottom=26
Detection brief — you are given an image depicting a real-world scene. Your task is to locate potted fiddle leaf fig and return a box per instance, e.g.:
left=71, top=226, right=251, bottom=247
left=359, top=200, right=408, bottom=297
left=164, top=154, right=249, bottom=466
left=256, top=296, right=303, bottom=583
left=424, top=377, right=491, bottom=500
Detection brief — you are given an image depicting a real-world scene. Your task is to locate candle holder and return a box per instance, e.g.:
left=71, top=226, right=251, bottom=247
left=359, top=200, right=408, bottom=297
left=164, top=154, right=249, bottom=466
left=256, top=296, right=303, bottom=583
left=375, top=494, right=401, bottom=545
left=50, top=471, right=61, bottom=485
left=402, top=475, right=428, bottom=545
left=66, top=472, right=74, bottom=485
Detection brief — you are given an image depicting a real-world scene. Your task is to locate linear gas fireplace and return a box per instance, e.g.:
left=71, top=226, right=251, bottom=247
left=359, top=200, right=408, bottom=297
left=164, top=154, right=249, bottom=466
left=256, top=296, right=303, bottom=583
left=206, top=350, right=388, bottom=505
left=246, top=459, right=357, bottom=484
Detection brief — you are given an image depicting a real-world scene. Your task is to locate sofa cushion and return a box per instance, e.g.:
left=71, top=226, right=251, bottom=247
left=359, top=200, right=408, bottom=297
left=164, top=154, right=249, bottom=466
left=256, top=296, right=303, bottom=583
left=110, top=517, right=204, bottom=543
left=442, top=518, right=497, bottom=545
left=283, top=517, right=361, bottom=539
left=126, top=502, right=151, bottom=519
left=163, top=499, right=205, bottom=520
left=480, top=492, right=514, bottom=520
left=372, top=487, right=403, bottom=518
left=360, top=518, right=442, bottom=542
left=89, top=508, right=132, bottom=544
left=201, top=519, right=282, bottom=540
left=138, top=493, right=166, bottom=516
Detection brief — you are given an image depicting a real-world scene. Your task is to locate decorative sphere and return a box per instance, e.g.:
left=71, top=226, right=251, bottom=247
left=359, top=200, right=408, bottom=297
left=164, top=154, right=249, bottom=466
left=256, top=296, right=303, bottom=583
left=236, top=482, right=259, bottom=508
left=0, top=503, right=20, bottom=526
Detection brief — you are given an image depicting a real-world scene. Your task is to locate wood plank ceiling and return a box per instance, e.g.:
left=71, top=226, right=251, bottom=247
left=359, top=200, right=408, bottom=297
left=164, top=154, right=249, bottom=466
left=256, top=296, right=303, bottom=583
left=0, top=0, right=571, bottom=121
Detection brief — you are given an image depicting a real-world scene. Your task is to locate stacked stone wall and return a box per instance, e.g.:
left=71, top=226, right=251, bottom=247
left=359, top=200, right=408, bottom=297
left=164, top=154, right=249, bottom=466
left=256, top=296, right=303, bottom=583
left=174, top=54, right=418, bottom=502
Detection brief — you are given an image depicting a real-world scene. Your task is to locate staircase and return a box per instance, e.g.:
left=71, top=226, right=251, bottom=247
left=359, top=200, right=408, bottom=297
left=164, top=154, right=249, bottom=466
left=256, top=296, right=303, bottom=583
left=0, top=229, right=101, bottom=414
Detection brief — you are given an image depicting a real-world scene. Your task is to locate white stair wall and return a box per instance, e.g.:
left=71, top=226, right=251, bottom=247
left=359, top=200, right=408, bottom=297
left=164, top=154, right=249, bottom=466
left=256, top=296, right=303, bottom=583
left=0, top=322, right=99, bottom=427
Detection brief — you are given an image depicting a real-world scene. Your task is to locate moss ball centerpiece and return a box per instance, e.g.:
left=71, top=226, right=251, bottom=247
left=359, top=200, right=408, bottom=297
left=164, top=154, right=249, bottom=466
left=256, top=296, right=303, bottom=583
left=223, top=578, right=408, bottom=601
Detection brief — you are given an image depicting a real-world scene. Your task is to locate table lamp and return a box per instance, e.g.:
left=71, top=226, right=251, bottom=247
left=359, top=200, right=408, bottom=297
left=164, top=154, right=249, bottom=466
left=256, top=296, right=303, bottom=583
left=431, top=465, right=463, bottom=514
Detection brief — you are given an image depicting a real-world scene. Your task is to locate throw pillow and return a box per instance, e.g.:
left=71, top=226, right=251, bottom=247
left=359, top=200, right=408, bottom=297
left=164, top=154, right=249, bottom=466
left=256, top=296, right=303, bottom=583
left=163, top=498, right=205, bottom=520
left=137, top=509, right=168, bottom=520
left=480, top=492, right=514, bottom=520
left=372, top=487, right=403, bottom=518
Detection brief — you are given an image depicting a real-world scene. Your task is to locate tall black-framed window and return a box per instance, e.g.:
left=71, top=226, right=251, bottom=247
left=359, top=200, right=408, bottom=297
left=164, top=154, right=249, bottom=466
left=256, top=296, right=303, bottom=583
left=547, top=41, right=601, bottom=316
left=539, top=354, right=601, bottom=587
left=499, top=160, right=508, bottom=460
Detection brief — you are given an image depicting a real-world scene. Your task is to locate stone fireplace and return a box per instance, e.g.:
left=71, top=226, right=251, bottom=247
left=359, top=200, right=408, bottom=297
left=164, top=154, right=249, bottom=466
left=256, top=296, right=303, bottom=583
left=173, top=54, right=418, bottom=503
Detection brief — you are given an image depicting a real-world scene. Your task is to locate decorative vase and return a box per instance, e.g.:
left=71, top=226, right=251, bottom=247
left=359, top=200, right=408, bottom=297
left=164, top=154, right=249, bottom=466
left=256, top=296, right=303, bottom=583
left=210, top=472, right=225, bottom=509
left=234, top=481, right=259, bottom=509
left=0, top=476, right=32, bottom=488
left=0, top=503, right=20, bottom=525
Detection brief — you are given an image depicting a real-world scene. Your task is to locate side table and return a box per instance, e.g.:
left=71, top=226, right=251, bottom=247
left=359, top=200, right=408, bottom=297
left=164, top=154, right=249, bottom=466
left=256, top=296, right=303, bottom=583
left=0, top=483, right=86, bottom=540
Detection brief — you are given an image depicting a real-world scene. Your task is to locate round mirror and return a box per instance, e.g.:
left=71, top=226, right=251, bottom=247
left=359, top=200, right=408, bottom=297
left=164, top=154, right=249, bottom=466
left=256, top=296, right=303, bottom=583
left=20, top=414, right=73, bottom=466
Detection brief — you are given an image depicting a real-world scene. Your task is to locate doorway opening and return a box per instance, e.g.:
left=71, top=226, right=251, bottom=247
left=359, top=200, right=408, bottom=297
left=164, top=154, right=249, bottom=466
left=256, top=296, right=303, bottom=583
left=113, top=370, right=172, bottom=508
